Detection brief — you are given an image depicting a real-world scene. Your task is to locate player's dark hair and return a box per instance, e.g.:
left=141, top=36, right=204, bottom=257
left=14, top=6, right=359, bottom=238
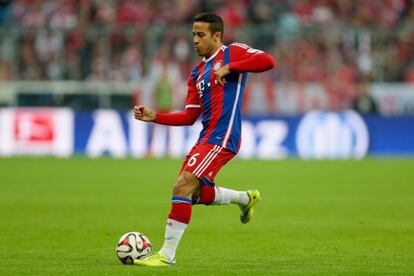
left=193, top=12, right=224, bottom=41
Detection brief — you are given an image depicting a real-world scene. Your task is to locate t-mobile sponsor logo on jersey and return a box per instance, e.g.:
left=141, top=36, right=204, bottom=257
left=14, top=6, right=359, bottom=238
left=296, top=110, right=369, bottom=159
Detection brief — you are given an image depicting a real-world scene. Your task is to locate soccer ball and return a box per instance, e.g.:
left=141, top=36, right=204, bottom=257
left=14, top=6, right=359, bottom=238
left=116, top=232, right=152, bottom=264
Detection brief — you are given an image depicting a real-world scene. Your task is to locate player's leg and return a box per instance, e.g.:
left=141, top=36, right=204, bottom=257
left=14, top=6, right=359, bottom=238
left=196, top=177, right=250, bottom=206
left=159, top=171, right=199, bottom=262
left=135, top=145, right=208, bottom=267
left=196, top=180, right=261, bottom=223
left=134, top=170, right=200, bottom=267
left=191, top=145, right=261, bottom=224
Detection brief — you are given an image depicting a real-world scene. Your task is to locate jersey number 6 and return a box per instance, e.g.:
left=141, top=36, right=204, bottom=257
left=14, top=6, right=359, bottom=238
left=188, top=153, right=200, bottom=167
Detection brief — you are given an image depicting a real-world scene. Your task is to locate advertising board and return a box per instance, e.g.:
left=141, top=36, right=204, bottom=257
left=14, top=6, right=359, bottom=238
left=1, top=108, right=413, bottom=158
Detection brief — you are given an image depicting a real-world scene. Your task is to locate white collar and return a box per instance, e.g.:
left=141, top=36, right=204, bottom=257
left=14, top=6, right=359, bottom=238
left=202, top=45, right=227, bottom=63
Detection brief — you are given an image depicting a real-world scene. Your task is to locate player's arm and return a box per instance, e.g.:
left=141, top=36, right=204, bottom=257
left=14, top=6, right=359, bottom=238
left=215, top=43, right=275, bottom=85
left=154, top=108, right=201, bottom=126
left=228, top=42, right=275, bottom=72
left=228, top=51, right=275, bottom=73
left=134, top=76, right=201, bottom=126
left=133, top=105, right=201, bottom=126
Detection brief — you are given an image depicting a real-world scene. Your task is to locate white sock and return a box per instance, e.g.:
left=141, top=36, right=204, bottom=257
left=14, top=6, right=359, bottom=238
left=159, top=219, right=188, bottom=261
left=212, top=187, right=250, bottom=206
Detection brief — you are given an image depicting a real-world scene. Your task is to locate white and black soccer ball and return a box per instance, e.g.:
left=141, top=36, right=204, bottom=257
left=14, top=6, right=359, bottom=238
left=116, top=232, right=152, bottom=264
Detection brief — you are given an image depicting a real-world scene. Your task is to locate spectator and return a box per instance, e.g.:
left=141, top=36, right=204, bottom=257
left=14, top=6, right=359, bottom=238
left=0, top=0, right=413, bottom=114
left=154, top=63, right=174, bottom=113
left=352, top=78, right=378, bottom=114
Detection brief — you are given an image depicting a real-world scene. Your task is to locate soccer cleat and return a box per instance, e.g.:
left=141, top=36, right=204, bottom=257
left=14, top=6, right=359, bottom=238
left=240, top=190, right=261, bottom=224
left=133, top=252, right=176, bottom=267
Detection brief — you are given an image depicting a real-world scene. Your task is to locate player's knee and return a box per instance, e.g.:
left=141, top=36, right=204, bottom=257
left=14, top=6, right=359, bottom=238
left=199, top=184, right=215, bottom=205
left=173, top=171, right=199, bottom=197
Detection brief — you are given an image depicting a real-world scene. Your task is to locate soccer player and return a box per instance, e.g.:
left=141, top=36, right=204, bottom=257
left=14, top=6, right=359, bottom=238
left=133, top=12, right=275, bottom=267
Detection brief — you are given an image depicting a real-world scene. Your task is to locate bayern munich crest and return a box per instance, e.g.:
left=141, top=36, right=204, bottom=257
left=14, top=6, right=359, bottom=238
left=213, top=61, right=222, bottom=71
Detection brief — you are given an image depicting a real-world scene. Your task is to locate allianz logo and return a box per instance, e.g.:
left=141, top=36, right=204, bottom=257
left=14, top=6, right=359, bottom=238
left=296, top=110, right=369, bottom=159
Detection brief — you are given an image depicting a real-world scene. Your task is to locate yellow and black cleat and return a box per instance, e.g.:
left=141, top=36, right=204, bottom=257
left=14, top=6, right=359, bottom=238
left=134, top=252, right=176, bottom=267
left=240, top=190, right=261, bottom=224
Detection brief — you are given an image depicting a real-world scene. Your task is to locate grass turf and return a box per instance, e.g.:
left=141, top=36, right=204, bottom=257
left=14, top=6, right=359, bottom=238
left=0, top=157, right=413, bottom=275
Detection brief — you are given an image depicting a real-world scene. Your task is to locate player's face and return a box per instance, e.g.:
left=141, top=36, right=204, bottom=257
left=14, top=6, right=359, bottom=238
left=192, top=22, right=221, bottom=58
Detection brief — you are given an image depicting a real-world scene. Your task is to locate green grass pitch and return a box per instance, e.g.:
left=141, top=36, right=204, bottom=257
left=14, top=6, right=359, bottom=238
left=1, top=157, right=413, bottom=275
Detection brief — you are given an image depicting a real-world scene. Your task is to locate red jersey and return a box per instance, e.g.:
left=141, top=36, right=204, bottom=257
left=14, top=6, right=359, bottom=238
left=155, top=42, right=275, bottom=153
left=186, top=42, right=274, bottom=153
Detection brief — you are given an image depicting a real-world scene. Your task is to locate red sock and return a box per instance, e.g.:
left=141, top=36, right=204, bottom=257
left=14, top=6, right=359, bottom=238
left=168, top=197, right=192, bottom=224
left=198, top=185, right=215, bottom=205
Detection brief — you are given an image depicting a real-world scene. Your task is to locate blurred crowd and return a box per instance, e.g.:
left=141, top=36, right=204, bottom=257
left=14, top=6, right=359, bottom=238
left=0, top=0, right=413, bottom=85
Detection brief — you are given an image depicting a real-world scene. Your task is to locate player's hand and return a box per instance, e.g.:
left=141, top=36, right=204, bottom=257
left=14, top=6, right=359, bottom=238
left=134, top=105, right=156, bottom=122
left=214, top=64, right=230, bottom=86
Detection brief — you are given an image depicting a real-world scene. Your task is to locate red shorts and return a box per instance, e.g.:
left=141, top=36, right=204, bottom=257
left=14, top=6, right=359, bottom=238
left=180, top=143, right=235, bottom=182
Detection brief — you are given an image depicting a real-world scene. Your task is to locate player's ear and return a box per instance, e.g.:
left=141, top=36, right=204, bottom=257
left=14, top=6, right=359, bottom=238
left=213, top=31, right=222, bottom=43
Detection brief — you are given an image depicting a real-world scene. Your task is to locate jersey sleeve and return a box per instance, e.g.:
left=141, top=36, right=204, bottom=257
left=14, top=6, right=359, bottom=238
left=185, top=75, right=201, bottom=109
left=154, top=108, right=200, bottom=126
left=228, top=42, right=276, bottom=72
left=229, top=42, right=261, bottom=60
